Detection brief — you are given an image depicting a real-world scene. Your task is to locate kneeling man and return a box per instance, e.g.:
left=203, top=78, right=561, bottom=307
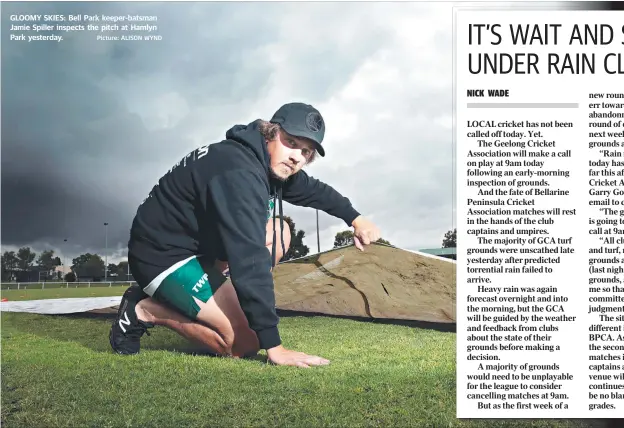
left=110, top=102, right=381, bottom=368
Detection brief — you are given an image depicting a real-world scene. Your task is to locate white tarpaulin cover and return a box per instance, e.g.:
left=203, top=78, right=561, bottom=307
left=1, top=297, right=122, bottom=314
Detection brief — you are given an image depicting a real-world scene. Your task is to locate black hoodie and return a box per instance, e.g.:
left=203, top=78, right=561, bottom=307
left=128, top=120, right=361, bottom=349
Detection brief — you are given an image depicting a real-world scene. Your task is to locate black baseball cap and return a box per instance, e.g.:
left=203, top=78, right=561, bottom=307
left=270, top=102, right=326, bottom=157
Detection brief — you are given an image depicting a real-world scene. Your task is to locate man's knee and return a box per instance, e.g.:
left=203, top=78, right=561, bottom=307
left=193, top=281, right=260, bottom=356
left=201, top=321, right=259, bottom=358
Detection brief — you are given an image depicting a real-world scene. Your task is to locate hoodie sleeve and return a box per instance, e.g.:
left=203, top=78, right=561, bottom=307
left=282, top=170, right=360, bottom=226
left=207, top=168, right=281, bottom=350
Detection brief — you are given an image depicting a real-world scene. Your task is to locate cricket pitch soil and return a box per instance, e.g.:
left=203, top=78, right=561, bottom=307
left=273, top=244, right=456, bottom=324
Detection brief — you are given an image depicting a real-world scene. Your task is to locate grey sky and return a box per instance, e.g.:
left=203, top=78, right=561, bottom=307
left=1, top=1, right=464, bottom=264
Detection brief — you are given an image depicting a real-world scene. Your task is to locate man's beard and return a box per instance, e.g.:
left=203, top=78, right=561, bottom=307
left=267, top=152, right=289, bottom=182
left=269, top=166, right=287, bottom=182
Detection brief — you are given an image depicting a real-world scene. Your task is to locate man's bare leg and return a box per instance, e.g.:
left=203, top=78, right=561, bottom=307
left=134, top=297, right=228, bottom=353
left=134, top=282, right=254, bottom=357
left=133, top=217, right=291, bottom=357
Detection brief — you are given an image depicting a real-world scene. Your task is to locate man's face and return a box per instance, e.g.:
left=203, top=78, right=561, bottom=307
left=267, top=129, right=316, bottom=181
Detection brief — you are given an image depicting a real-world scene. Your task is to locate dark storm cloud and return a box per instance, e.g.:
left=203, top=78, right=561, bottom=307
left=1, top=1, right=276, bottom=253
left=1, top=1, right=392, bottom=259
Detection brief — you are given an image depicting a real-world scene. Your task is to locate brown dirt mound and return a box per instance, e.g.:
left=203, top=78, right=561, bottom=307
left=273, top=244, right=456, bottom=323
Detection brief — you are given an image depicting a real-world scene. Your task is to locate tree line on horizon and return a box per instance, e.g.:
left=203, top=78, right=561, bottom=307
left=0, top=247, right=132, bottom=283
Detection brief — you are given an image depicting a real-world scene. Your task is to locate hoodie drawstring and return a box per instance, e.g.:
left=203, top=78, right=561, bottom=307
left=270, top=185, right=286, bottom=268
left=271, top=190, right=277, bottom=268
left=278, top=186, right=286, bottom=262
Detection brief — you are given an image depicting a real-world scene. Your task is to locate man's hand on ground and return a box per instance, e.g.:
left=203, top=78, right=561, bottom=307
left=351, top=216, right=381, bottom=251
left=267, top=345, right=330, bottom=368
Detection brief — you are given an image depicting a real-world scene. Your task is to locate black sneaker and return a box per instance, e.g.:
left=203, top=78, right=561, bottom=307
left=109, top=284, right=154, bottom=355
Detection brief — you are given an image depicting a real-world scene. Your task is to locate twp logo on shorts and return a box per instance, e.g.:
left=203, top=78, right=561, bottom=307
left=192, top=273, right=209, bottom=293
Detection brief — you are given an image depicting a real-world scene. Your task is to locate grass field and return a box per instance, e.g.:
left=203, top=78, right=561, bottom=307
left=0, top=288, right=606, bottom=427
left=1, top=285, right=129, bottom=301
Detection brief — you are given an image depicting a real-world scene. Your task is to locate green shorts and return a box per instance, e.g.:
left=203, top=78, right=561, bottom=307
left=142, top=255, right=227, bottom=320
